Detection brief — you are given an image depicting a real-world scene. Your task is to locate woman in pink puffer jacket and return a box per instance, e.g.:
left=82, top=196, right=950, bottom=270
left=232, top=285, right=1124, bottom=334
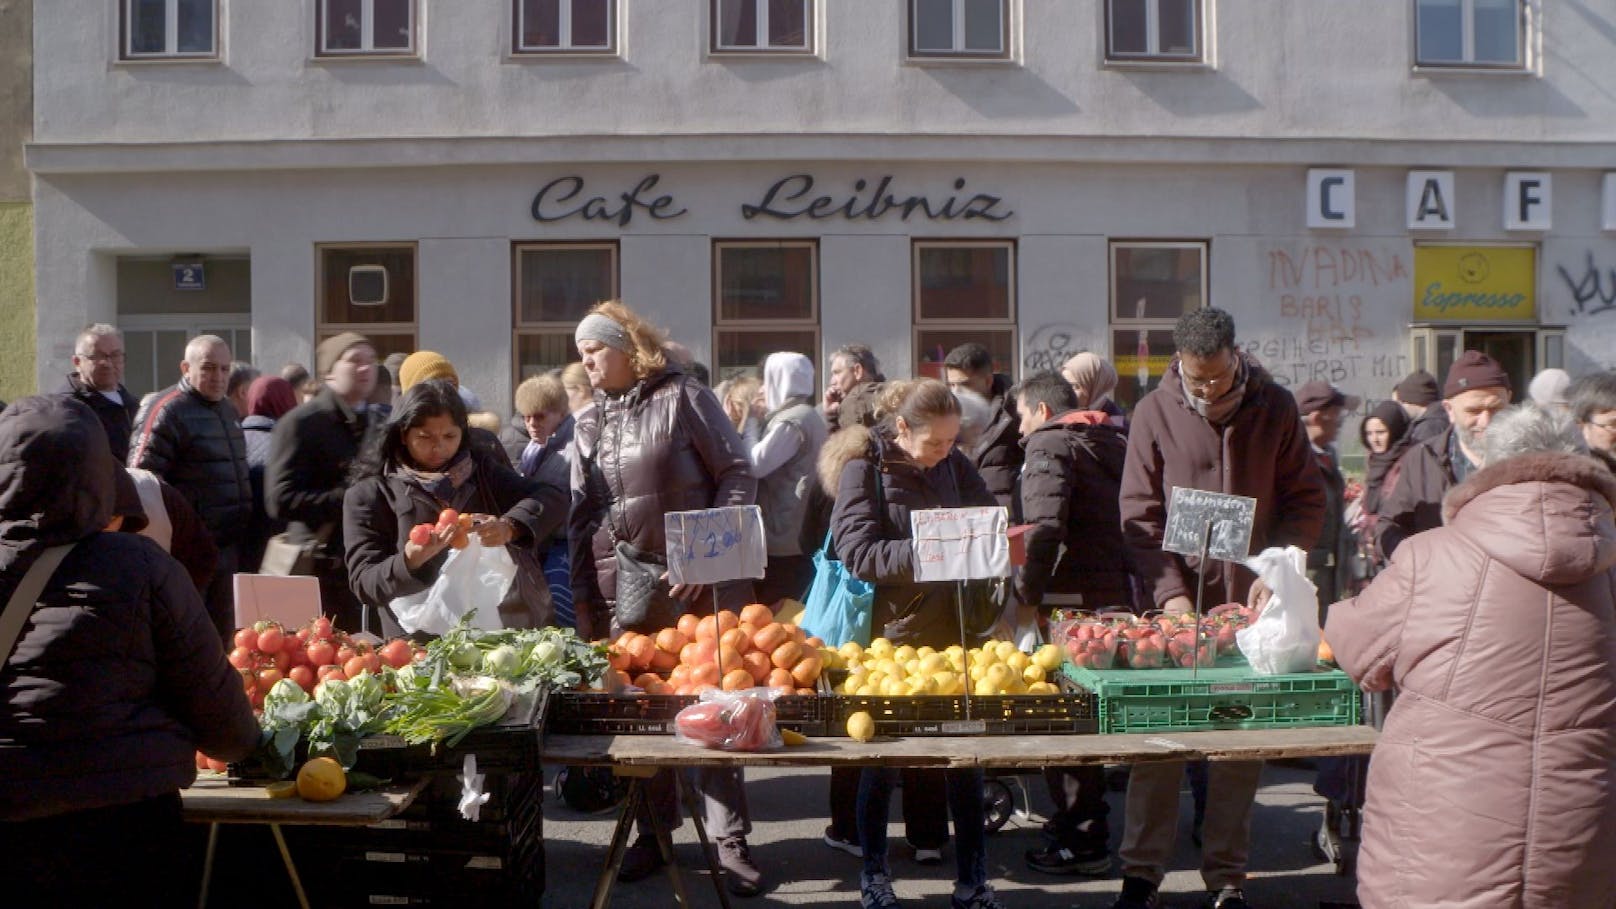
left=1326, top=406, right=1616, bottom=909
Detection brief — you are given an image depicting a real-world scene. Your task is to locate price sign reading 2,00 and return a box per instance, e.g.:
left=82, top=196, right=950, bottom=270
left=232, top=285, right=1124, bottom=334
left=684, top=524, right=743, bottom=564
left=663, top=505, right=768, bottom=586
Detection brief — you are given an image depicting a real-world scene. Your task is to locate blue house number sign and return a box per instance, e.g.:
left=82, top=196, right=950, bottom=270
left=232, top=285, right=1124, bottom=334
left=172, top=261, right=205, bottom=291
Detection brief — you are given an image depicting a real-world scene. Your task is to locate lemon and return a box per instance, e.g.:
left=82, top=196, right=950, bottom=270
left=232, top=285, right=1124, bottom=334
left=893, top=645, right=917, bottom=664
left=905, top=679, right=928, bottom=696
left=904, top=659, right=922, bottom=678
left=969, top=664, right=986, bottom=682
left=994, top=641, right=1019, bottom=662
left=882, top=678, right=908, bottom=697
left=846, top=711, right=876, bottom=742
left=984, top=663, right=1013, bottom=690
left=915, top=646, right=936, bottom=659
left=917, top=654, right=947, bottom=675
left=1001, top=676, right=1028, bottom=695
left=839, top=641, right=865, bottom=663
left=780, top=729, right=808, bottom=746
left=1022, top=663, right=1046, bottom=684
left=296, top=757, right=347, bottom=802
left=265, top=781, right=299, bottom=799
left=867, top=638, right=893, bottom=657
left=875, top=659, right=902, bottom=679
left=1027, top=681, right=1059, bottom=695
left=974, top=678, right=998, bottom=696
left=1006, top=651, right=1031, bottom=672
left=931, top=671, right=959, bottom=694
left=1033, top=644, right=1064, bottom=672
left=842, top=678, right=863, bottom=695
left=855, top=683, right=878, bottom=696
left=945, top=644, right=965, bottom=662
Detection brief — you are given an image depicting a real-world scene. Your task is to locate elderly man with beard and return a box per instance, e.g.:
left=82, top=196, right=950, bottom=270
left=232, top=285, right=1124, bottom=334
left=1375, top=351, right=1512, bottom=558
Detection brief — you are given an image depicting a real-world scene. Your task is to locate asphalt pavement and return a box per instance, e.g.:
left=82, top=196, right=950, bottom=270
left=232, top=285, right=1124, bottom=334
left=539, top=762, right=1362, bottom=909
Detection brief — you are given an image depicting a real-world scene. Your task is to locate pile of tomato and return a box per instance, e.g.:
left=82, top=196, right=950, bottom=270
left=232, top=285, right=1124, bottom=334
left=226, top=617, right=423, bottom=709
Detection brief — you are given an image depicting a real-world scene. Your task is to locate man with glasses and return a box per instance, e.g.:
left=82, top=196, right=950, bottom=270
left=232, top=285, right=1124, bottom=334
left=1569, top=370, right=1616, bottom=473
left=58, top=324, right=140, bottom=463
left=1115, top=307, right=1326, bottom=909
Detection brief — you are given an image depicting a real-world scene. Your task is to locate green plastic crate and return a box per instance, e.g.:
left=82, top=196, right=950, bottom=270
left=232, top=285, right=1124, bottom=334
left=1063, top=664, right=1360, bottom=734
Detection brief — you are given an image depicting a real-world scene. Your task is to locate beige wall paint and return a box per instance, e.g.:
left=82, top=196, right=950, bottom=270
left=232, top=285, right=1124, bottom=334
left=1, top=0, right=35, bottom=399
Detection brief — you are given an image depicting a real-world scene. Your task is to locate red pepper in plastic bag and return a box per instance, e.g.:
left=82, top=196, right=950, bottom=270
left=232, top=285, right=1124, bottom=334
left=674, top=688, right=782, bottom=752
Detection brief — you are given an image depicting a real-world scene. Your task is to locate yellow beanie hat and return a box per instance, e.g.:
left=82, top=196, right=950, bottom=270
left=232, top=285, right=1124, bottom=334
left=398, top=351, right=458, bottom=391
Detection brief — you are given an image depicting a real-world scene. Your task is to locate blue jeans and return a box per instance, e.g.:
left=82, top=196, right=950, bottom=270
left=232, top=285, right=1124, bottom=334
left=543, top=544, right=574, bottom=629
left=858, top=766, right=986, bottom=889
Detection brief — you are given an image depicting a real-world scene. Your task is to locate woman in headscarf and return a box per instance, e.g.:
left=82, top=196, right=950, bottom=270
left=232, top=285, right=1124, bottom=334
left=0, top=396, right=258, bottom=905
left=1060, top=351, right=1126, bottom=426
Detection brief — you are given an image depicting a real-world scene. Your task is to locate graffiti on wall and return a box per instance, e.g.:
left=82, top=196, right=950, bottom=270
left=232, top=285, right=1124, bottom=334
left=1249, top=245, right=1410, bottom=392
left=1021, top=323, right=1094, bottom=374
left=1556, top=251, right=1616, bottom=318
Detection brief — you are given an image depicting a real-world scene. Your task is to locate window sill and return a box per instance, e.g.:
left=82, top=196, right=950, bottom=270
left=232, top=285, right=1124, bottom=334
left=708, top=48, right=820, bottom=59
left=114, top=55, right=223, bottom=66
left=1411, top=63, right=1533, bottom=77
left=1101, top=57, right=1213, bottom=72
left=903, top=53, right=1018, bottom=68
left=506, top=49, right=621, bottom=61
left=312, top=52, right=424, bottom=64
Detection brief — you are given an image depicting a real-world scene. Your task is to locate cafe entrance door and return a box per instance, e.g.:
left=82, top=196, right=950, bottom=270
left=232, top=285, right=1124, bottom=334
left=1409, top=325, right=1565, bottom=397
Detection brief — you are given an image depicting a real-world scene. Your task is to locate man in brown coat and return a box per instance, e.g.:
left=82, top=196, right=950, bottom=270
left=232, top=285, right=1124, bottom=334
left=1374, top=350, right=1512, bottom=559
left=1113, top=307, right=1326, bottom=909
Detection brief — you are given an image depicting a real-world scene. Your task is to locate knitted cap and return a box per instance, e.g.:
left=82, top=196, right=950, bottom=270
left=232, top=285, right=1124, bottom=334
left=1443, top=351, right=1511, bottom=398
left=1393, top=370, right=1439, bottom=406
left=399, top=351, right=458, bottom=391
left=1293, top=380, right=1361, bottom=416
left=316, top=331, right=372, bottom=379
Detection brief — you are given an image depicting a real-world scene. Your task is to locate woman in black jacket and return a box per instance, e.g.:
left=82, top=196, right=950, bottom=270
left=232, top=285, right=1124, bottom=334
left=825, top=379, right=1005, bottom=909
left=343, top=380, right=565, bottom=636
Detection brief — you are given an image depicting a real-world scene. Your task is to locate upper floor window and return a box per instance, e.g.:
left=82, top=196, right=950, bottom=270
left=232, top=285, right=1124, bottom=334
left=712, top=0, right=814, bottom=53
left=515, top=0, right=616, bottom=54
left=909, top=0, right=1009, bottom=59
left=318, top=0, right=417, bottom=58
left=1106, top=0, right=1204, bottom=63
left=317, top=243, right=419, bottom=362
left=1415, top=0, right=1524, bottom=68
left=122, top=0, right=217, bottom=60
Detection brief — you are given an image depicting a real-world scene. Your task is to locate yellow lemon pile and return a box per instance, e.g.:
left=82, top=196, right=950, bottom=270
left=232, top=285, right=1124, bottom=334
left=827, top=638, right=1065, bottom=697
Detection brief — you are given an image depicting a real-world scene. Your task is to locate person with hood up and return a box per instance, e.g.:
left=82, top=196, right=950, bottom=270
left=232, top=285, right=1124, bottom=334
left=742, top=352, right=828, bottom=607
left=1326, top=404, right=1616, bottom=908
left=1115, top=307, right=1325, bottom=909
left=58, top=323, right=139, bottom=463
left=0, top=396, right=259, bottom=905
left=1350, top=400, right=1412, bottom=580
left=567, top=300, right=765, bottom=896
left=942, top=342, right=1023, bottom=509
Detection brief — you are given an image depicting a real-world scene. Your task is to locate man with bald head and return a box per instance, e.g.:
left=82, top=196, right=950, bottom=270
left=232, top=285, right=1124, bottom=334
left=130, top=335, right=253, bottom=638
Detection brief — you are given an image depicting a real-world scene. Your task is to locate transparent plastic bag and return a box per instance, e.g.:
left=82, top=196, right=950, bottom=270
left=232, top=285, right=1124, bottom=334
left=1236, top=546, right=1322, bottom=675
left=673, top=687, right=782, bottom=752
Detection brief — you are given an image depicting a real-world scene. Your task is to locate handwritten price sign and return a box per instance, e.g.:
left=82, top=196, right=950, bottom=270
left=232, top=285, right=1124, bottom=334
left=910, top=507, right=1011, bottom=583
left=1161, top=487, right=1257, bottom=562
left=663, top=505, right=768, bottom=586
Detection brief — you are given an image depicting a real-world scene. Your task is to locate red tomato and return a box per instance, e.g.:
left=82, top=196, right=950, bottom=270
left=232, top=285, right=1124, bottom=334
left=294, top=627, right=311, bottom=647
left=257, top=626, right=286, bottom=653
left=227, top=646, right=254, bottom=670
left=233, top=627, right=257, bottom=651
left=336, top=645, right=357, bottom=665
left=344, top=656, right=369, bottom=679
left=437, top=508, right=460, bottom=531
left=205, top=758, right=230, bottom=774
left=196, top=750, right=209, bottom=770
left=457, top=513, right=474, bottom=532
left=362, top=652, right=383, bottom=675
left=409, top=523, right=433, bottom=547
left=272, top=650, right=293, bottom=673
left=379, top=639, right=413, bottom=669
left=312, top=617, right=334, bottom=640
left=286, top=646, right=308, bottom=667
left=317, top=665, right=346, bottom=683
left=449, top=531, right=470, bottom=550
left=306, top=641, right=336, bottom=667
left=257, top=668, right=284, bottom=689
left=288, top=665, right=316, bottom=692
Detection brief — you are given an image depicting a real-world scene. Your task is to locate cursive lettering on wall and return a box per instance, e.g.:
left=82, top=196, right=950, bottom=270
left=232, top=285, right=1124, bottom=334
left=530, top=175, right=688, bottom=227
left=741, top=175, right=1014, bottom=223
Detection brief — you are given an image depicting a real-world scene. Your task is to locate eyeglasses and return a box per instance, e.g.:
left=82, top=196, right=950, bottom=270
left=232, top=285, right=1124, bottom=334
left=1585, top=419, right=1616, bottom=433
left=81, top=352, right=126, bottom=363
left=1182, top=360, right=1237, bottom=391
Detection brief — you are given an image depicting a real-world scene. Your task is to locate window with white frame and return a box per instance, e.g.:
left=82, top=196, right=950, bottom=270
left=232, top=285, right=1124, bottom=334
left=713, top=241, right=819, bottom=381
left=514, top=0, right=616, bottom=54
left=1109, top=241, right=1207, bottom=408
left=913, top=241, right=1016, bottom=381
left=712, top=0, right=813, bottom=53
left=1106, top=0, right=1204, bottom=62
left=909, top=0, right=1009, bottom=59
left=318, top=0, right=417, bottom=57
left=317, top=244, right=419, bottom=362
left=121, top=0, right=217, bottom=59
left=513, top=242, right=616, bottom=381
left=1415, top=0, right=1525, bottom=68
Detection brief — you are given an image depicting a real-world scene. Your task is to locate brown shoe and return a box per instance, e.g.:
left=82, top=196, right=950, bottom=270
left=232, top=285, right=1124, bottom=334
left=617, top=833, right=665, bottom=883
left=716, top=836, right=764, bottom=896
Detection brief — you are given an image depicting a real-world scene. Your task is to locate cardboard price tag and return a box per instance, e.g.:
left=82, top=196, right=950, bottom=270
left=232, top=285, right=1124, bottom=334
left=910, top=507, right=1011, bottom=583
left=664, top=505, right=768, bottom=586
left=1161, top=487, right=1257, bottom=562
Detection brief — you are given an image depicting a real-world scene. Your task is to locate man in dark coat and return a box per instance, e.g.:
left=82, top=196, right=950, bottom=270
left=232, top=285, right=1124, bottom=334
left=1294, top=380, right=1359, bottom=610
left=1013, top=370, right=1134, bottom=878
left=58, top=324, right=139, bottom=463
left=1113, top=308, right=1326, bottom=909
left=944, top=342, right=1023, bottom=509
left=1393, top=370, right=1450, bottom=444
left=1375, top=351, right=1512, bottom=559
left=129, top=335, right=252, bottom=639
left=265, top=332, right=380, bottom=633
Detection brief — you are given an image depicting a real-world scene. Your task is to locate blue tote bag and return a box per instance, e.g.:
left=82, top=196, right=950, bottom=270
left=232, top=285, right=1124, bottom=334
left=800, top=527, right=874, bottom=648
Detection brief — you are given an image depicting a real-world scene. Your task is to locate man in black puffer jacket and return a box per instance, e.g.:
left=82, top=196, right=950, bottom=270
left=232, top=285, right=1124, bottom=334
left=130, top=335, right=252, bottom=639
left=944, top=342, right=1023, bottom=509
left=0, top=395, right=259, bottom=906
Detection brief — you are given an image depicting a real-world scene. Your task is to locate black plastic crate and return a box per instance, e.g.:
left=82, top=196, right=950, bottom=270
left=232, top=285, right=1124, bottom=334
left=544, top=689, right=830, bottom=736
left=823, top=676, right=1097, bottom=736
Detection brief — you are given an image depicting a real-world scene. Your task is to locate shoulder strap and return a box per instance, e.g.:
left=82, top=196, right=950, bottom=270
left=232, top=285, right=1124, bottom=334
left=0, top=544, right=77, bottom=668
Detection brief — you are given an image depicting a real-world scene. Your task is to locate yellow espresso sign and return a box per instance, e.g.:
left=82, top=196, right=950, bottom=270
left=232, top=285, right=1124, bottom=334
left=1413, top=245, right=1535, bottom=322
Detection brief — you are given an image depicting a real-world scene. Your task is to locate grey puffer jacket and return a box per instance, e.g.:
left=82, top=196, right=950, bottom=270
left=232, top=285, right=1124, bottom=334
left=0, top=396, right=258, bottom=821
left=569, top=368, right=756, bottom=637
left=129, top=379, right=252, bottom=548
left=1327, top=451, right=1616, bottom=908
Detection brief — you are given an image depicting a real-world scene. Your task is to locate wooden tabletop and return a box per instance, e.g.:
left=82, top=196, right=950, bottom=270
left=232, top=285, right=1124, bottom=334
left=540, top=725, right=1377, bottom=770
left=181, top=776, right=429, bottom=826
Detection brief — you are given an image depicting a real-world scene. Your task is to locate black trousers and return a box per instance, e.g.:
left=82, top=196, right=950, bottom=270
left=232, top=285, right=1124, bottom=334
left=0, top=792, right=191, bottom=908
left=1042, top=765, right=1111, bottom=847
left=829, top=765, right=949, bottom=848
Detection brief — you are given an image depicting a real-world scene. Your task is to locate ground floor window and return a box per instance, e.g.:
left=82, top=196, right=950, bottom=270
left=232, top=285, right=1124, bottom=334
left=913, top=240, right=1015, bottom=381
left=512, top=241, right=617, bottom=382
left=317, top=243, right=418, bottom=361
left=713, top=240, right=819, bottom=381
left=1109, top=239, right=1206, bottom=407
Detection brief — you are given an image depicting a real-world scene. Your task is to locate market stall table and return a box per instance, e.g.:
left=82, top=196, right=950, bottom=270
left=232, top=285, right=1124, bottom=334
left=540, top=725, right=1378, bottom=908
left=182, top=776, right=430, bottom=909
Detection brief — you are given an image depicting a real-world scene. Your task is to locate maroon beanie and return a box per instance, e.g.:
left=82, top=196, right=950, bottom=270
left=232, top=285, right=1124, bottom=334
left=246, top=375, right=299, bottom=420
left=1393, top=370, right=1439, bottom=406
left=1443, top=351, right=1511, bottom=399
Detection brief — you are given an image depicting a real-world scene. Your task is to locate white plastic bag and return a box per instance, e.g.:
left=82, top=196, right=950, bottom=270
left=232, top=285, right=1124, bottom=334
left=389, top=539, right=514, bottom=635
left=1235, top=545, right=1321, bottom=675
